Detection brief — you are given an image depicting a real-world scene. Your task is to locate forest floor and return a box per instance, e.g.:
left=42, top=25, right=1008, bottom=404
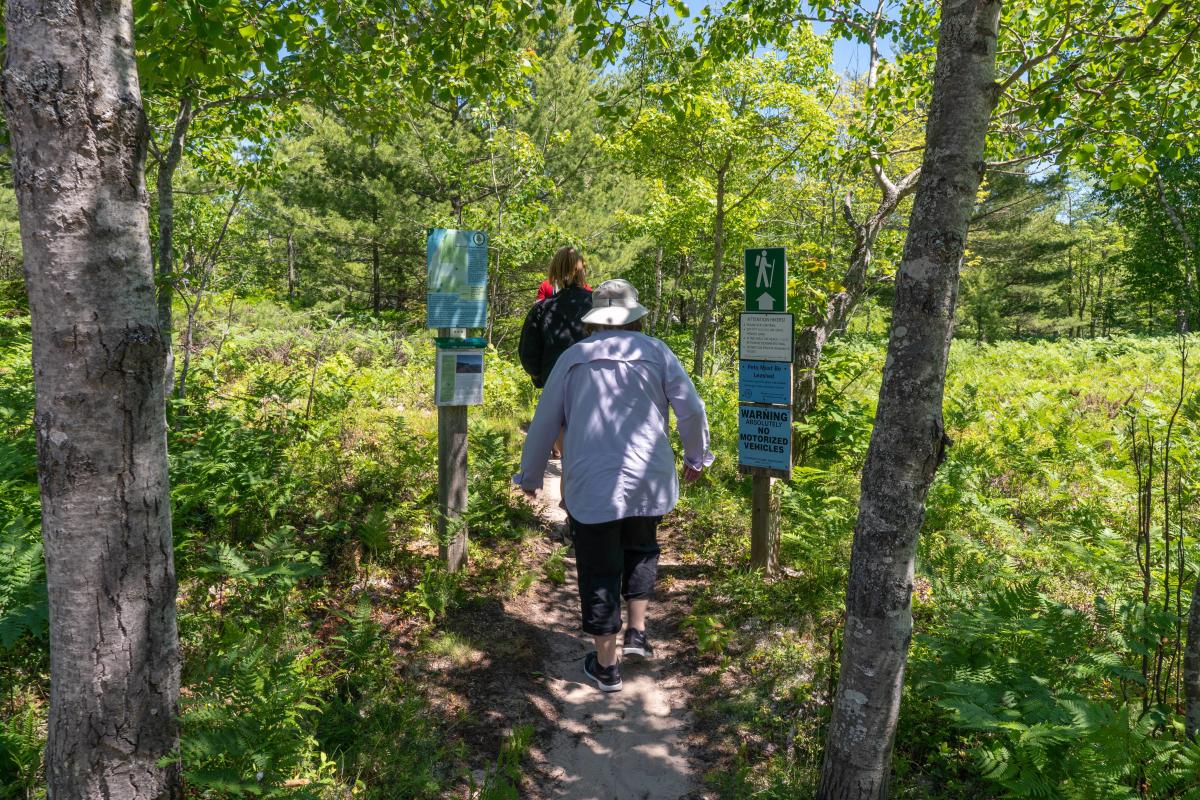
left=425, top=457, right=717, bottom=799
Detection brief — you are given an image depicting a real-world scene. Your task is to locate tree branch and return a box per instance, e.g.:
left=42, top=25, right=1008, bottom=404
left=999, top=14, right=1074, bottom=94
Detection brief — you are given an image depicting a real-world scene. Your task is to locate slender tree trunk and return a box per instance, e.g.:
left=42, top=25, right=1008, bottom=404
left=1155, top=171, right=1197, bottom=332
left=694, top=168, right=727, bottom=377
left=1186, top=578, right=1200, bottom=738
left=176, top=186, right=239, bottom=401
left=793, top=182, right=915, bottom=420
left=794, top=229, right=871, bottom=419
left=1077, top=257, right=1089, bottom=334
left=816, top=2, right=1001, bottom=796
left=286, top=232, right=296, bottom=301
left=1092, top=262, right=1105, bottom=338
left=176, top=249, right=197, bottom=401
left=487, top=251, right=500, bottom=344
left=487, top=204, right=503, bottom=345
left=156, top=95, right=195, bottom=396
left=178, top=303, right=196, bottom=403
left=677, top=253, right=690, bottom=326
left=1, top=1, right=181, bottom=797
left=211, top=291, right=238, bottom=385
left=1065, top=192, right=1076, bottom=332
left=652, top=245, right=664, bottom=335
left=371, top=240, right=381, bottom=316
left=1066, top=265, right=1075, bottom=330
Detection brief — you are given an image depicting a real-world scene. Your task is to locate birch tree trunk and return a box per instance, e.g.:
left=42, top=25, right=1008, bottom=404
left=816, top=2, right=1001, bottom=796
left=1, top=1, right=181, bottom=797
left=693, top=168, right=727, bottom=377
left=155, top=96, right=195, bottom=396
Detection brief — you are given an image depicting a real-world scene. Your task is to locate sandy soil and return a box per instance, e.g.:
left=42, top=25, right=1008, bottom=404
left=421, top=458, right=714, bottom=799
left=520, top=459, right=703, bottom=800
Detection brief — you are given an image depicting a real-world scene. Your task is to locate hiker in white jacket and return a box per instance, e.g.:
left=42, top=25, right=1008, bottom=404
left=514, top=279, right=713, bottom=692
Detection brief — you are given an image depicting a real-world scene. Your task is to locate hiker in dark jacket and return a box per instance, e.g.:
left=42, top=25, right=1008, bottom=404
left=519, top=246, right=592, bottom=389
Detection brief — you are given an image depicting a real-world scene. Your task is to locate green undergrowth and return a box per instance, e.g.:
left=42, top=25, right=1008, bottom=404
left=0, top=297, right=542, bottom=798
left=675, top=333, right=1200, bottom=799
left=4, top=293, right=1200, bottom=799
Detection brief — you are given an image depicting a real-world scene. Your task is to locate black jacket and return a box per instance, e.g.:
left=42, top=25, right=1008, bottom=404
left=518, top=286, right=593, bottom=388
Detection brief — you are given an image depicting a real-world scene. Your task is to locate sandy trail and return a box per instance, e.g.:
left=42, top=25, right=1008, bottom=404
left=524, top=458, right=700, bottom=800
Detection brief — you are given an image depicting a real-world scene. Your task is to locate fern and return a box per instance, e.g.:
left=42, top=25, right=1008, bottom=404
left=0, top=703, right=44, bottom=798
left=177, top=628, right=333, bottom=798
left=0, top=518, right=47, bottom=649
left=916, top=581, right=1200, bottom=798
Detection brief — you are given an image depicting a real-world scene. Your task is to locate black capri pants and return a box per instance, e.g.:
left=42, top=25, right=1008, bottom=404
left=569, top=515, right=661, bottom=636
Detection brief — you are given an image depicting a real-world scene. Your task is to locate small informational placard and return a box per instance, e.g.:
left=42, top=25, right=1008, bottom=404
left=435, top=349, right=484, bottom=406
left=739, top=360, right=792, bottom=405
left=739, top=312, right=794, bottom=362
left=427, top=229, right=488, bottom=328
left=738, top=405, right=792, bottom=474
left=745, top=247, right=788, bottom=311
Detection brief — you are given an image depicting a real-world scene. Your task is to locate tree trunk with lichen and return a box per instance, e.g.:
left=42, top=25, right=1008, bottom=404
left=793, top=189, right=912, bottom=419
left=1, top=1, right=181, bottom=797
left=155, top=95, right=195, bottom=397
left=816, top=2, right=1001, bottom=797
left=693, top=168, right=727, bottom=377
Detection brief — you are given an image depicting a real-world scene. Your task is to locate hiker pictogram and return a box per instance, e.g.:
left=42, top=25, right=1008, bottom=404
left=744, top=247, right=787, bottom=312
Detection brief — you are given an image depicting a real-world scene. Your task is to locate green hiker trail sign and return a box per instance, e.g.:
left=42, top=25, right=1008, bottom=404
left=745, top=247, right=787, bottom=312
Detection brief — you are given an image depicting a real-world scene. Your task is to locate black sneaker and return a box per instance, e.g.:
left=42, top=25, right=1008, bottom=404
left=623, top=628, right=654, bottom=659
left=583, top=651, right=623, bottom=692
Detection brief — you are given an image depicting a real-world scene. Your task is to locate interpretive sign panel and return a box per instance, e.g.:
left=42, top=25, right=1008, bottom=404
left=738, top=405, right=792, bottom=474
left=435, top=349, right=484, bottom=406
left=427, top=229, right=488, bottom=328
left=744, top=247, right=787, bottom=311
left=739, top=312, right=794, bottom=362
left=739, top=360, right=792, bottom=405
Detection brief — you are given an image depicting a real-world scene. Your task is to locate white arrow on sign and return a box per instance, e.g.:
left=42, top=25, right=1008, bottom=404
left=756, top=292, right=775, bottom=310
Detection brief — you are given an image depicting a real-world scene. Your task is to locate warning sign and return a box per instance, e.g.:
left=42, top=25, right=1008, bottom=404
left=738, top=405, right=791, bottom=475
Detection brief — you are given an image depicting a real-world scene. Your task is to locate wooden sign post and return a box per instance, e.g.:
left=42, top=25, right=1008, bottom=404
left=427, top=229, right=488, bottom=572
left=750, top=467, right=781, bottom=573
left=436, top=329, right=470, bottom=571
left=739, top=247, right=792, bottom=577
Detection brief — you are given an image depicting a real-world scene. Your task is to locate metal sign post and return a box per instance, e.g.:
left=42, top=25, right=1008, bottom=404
left=427, top=229, right=488, bottom=572
left=738, top=247, right=792, bottom=576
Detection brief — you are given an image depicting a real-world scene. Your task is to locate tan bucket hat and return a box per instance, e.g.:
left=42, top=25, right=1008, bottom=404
left=580, top=279, right=649, bottom=326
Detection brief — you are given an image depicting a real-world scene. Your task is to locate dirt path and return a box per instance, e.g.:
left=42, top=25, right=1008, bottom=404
left=522, top=459, right=702, bottom=800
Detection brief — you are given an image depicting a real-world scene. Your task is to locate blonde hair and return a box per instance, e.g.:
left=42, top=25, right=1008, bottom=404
left=548, top=246, right=586, bottom=289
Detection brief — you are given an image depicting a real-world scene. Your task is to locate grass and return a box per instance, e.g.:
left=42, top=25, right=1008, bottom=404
left=423, top=630, right=484, bottom=667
